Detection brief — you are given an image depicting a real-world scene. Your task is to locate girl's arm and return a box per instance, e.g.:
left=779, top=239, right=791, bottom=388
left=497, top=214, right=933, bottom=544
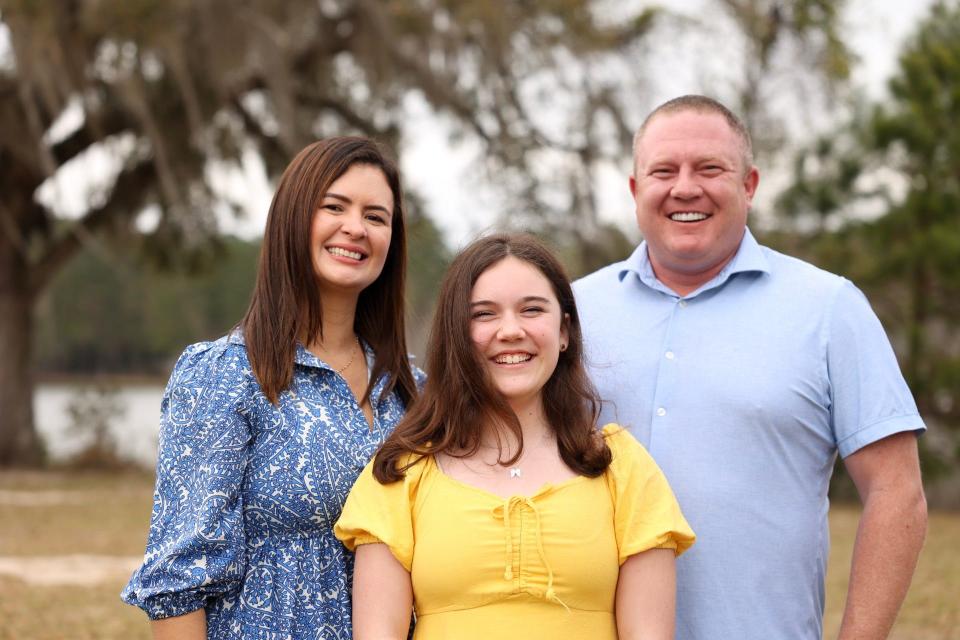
left=353, top=543, right=414, bottom=640
left=615, top=548, right=677, bottom=640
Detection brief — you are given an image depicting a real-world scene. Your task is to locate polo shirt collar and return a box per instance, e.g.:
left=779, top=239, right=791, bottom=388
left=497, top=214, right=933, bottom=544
left=618, top=227, right=770, bottom=298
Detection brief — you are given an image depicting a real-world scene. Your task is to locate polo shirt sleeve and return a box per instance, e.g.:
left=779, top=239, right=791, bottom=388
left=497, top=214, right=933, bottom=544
left=827, top=279, right=925, bottom=458
left=602, top=424, right=695, bottom=564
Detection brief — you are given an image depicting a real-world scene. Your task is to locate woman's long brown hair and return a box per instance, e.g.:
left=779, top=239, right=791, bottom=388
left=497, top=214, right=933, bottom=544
left=241, top=137, right=416, bottom=407
left=373, top=233, right=610, bottom=483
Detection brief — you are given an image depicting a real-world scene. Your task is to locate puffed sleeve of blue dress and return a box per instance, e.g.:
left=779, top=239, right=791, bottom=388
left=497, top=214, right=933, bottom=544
left=121, top=338, right=252, bottom=619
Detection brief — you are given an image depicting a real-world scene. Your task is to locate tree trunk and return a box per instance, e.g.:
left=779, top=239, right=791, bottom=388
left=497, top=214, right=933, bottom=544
left=0, top=243, right=43, bottom=466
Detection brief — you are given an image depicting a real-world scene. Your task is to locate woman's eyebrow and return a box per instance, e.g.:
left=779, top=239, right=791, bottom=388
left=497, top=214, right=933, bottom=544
left=323, top=192, right=392, bottom=216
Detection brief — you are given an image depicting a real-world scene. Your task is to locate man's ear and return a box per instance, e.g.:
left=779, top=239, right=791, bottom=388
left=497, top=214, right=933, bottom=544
left=743, top=166, right=760, bottom=204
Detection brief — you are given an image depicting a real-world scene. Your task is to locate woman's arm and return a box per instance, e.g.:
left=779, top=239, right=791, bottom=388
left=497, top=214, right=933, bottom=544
left=353, top=543, right=413, bottom=640
left=615, top=548, right=677, bottom=640
left=151, top=609, right=206, bottom=639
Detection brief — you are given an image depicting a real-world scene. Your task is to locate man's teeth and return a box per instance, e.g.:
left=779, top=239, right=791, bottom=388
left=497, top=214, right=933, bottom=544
left=328, top=247, right=363, bottom=260
left=495, top=354, right=532, bottom=364
left=670, top=212, right=708, bottom=222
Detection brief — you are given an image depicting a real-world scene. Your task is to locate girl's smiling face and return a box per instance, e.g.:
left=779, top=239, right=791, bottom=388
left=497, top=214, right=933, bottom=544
left=469, top=256, right=568, bottom=414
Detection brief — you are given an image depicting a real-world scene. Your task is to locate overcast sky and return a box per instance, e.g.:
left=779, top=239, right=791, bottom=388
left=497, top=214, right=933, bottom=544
left=396, top=0, right=939, bottom=248
left=23, top=0, right=937, bottom=248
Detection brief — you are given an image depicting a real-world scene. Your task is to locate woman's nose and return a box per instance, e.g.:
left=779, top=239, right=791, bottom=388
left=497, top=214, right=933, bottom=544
left=340, top=209, right=367, bottom=238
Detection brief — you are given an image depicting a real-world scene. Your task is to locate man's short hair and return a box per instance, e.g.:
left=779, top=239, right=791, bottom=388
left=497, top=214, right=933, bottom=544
left=632, top=95, right=754, bottom=174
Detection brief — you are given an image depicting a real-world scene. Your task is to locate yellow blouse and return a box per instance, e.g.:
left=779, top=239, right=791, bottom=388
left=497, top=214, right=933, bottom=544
left=335, top=424, right=695, bottom=639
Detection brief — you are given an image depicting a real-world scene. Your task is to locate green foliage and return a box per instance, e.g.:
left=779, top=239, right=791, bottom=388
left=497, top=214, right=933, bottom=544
left=35, top=236, right=259, bottom=374
left=34, top=207, right=452, bottom=373
left=775, top=0, right=960, bottom=475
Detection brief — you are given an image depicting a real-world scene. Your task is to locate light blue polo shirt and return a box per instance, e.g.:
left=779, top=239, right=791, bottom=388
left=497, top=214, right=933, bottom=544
left=573, top=228, right=924, bottom=639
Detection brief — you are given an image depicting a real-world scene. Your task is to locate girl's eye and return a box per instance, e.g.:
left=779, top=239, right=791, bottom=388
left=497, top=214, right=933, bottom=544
left=522, top=306, right=545, bottom=315
left=471, top=310, right=494, bottom=320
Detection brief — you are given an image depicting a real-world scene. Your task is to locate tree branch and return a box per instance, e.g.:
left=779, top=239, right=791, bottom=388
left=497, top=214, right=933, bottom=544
left=29, top=159, right=155, bottom=294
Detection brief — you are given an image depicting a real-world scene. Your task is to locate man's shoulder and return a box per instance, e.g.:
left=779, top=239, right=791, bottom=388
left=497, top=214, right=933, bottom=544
left=759, top=243, right=849, bottom=294
left=573, top=260, right=629, bottom=297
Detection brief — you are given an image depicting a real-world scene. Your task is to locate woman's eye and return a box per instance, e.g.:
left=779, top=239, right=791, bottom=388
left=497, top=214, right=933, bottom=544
left=522, top=306, right=545, bottom=315
left=471, top=310, right=494, bottom=320
left=322, top=203, right=344, bottom=213
left=365, top=213, right=387, bottom=224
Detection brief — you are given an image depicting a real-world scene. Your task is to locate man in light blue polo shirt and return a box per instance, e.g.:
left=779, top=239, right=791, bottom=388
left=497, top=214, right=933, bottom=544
left=574, top=95, right=927, bottom=639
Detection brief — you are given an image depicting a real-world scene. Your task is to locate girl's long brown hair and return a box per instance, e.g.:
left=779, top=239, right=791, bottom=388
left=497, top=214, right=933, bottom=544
left=242, top=137, right=416, bottom=407
left=373, top=233, right=610, bottom=483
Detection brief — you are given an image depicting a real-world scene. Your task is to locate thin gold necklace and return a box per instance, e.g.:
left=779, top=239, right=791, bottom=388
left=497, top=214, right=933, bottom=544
left=320, top=336, right=360, bottom=375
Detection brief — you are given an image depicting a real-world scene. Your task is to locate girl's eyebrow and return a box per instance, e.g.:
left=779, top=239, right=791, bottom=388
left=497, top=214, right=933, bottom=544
left=470, top=295, right=551, bottom=306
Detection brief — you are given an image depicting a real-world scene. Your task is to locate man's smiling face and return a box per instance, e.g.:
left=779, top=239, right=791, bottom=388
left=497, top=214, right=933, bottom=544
left=630, top=109, right=759, bottom=295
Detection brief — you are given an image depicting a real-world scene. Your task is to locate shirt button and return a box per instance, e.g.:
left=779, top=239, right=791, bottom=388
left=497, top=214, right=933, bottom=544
left=656, top=407, right=666, bottom=417
left=679, top=300, right=688, bottom=308
left=665, top=351, right=675, bottom=360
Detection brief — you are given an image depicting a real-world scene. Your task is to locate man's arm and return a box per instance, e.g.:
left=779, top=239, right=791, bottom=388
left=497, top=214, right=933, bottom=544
left=838, top=431, right=927, bottom=639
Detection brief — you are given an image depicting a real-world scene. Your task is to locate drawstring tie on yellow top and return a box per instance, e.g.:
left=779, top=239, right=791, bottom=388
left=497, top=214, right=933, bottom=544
left=494, top=495, right=570, bottom=612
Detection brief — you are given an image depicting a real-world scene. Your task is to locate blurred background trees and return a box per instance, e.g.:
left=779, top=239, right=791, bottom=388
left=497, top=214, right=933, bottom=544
left=2, top=0, right=660, bottom=463
left=775, top=0, right=960, bottom=480
left=1, top=0, right=957, bottom=496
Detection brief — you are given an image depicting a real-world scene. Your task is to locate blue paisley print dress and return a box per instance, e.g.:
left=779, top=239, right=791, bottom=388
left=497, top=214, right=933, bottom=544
left=122, top=332, right=419, bottom=639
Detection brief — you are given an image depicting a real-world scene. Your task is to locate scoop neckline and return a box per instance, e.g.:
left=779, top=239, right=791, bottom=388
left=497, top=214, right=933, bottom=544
left=427, top=455, right=591, bottom=502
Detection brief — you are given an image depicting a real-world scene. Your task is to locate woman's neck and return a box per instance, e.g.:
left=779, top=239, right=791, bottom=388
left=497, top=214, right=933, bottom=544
left=309, top=293, right=359, bottom=351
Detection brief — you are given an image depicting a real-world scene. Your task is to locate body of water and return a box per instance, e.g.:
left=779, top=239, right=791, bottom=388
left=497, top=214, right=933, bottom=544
left=34, top=383, right=164, bottom=468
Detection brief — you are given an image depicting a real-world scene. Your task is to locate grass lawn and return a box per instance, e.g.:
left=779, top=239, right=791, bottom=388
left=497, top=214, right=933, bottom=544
left=0, top=470, right=957, bottom=639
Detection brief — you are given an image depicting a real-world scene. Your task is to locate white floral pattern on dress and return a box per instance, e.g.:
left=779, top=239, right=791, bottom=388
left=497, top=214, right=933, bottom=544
left=122, top=332, right=420, bottom=639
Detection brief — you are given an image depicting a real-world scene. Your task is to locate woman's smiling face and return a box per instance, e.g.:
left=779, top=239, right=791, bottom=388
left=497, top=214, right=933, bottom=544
left=310, top=163, right=394, bottom=296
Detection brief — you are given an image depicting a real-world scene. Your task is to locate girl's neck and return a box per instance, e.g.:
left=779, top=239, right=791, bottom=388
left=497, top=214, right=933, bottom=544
left=481, top=404, right=552, bottom=456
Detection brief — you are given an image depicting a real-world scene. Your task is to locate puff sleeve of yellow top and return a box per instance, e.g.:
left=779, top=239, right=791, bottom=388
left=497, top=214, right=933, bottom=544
left=602, top=423, right=696, bottom=564
left=335, top=454, right=427, bottom=572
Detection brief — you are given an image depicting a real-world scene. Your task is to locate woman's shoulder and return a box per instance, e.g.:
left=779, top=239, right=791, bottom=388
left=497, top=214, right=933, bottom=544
left=166, top=331, right=252, bottom=394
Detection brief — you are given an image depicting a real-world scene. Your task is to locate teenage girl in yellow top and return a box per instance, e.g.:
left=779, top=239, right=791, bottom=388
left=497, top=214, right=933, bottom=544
left=335, top=234, right=695, bottom=639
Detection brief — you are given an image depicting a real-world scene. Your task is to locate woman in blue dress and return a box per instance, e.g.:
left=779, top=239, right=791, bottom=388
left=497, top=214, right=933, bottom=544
left=122, top=137, right=421, bottom=639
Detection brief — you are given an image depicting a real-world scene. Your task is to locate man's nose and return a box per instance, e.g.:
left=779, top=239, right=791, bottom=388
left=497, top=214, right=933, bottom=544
left=670, top=168, right=703, bottom=199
